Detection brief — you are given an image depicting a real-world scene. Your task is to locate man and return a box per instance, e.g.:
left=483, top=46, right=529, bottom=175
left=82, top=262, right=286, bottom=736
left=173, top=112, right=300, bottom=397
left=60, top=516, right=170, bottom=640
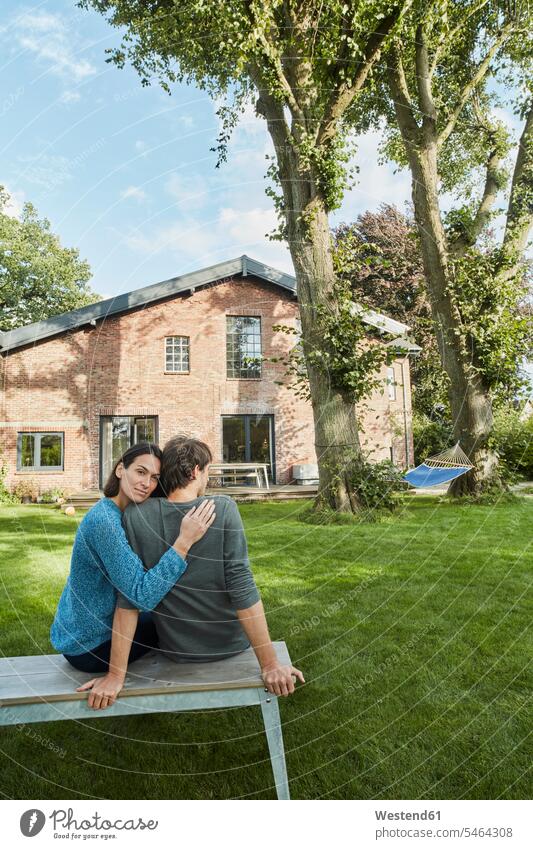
left=81, top=436, right=304, bottom=709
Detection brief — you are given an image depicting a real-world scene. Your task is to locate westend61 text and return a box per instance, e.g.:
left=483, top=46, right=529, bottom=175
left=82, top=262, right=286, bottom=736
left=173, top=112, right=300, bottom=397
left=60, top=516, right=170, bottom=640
left=375, top=810, right=441, bottom=821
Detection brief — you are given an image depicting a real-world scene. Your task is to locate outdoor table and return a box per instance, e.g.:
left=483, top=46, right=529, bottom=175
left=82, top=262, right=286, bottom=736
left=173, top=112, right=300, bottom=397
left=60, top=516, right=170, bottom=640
left=208, top=462, right=270, bottom=489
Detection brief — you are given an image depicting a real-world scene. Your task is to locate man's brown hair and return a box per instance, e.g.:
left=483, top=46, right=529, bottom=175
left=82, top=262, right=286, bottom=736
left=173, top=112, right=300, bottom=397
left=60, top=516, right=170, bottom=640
left=161, top=436, right=213, bottom=493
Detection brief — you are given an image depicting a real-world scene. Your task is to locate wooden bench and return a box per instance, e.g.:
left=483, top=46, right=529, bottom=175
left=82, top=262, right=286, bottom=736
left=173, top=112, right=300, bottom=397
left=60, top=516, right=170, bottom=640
left=0, top=640, right=292, bottom=799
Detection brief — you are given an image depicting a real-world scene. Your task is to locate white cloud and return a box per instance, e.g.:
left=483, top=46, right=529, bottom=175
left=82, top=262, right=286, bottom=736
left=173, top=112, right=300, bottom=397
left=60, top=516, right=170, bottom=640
left=219, top=205, right=278, bottom=245
left=120, top=185, right=147, bottom=202
left=1, top=186, right=25, bottom=218
left=165, top=172, right=209, bottom=210
left=124, top=202, right=293, bottom=277
left=124, top=218, right=221, bottom=262
left=14, top=11, right=96, bottom=81
left=59, top=90, right=81, bottom=104
left=333, top=127, right=412, bottom=224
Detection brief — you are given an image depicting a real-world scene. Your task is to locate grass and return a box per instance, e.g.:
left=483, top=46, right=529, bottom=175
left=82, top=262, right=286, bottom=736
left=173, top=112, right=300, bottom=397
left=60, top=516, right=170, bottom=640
left=0, top=496, right=531, bottom=800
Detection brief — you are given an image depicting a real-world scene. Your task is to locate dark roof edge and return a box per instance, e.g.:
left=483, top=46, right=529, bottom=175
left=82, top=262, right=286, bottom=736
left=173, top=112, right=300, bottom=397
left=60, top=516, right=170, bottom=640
left=0, top=255, right=298, bottom=353
left=0, top=254, right=408, bottom=353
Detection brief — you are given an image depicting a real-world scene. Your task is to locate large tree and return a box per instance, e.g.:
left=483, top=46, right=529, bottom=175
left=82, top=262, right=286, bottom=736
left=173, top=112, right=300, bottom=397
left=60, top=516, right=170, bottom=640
left=351, top=0, right=532, bottom=496
left=333, top=203, right=532, bottom=418
left=80, top=0, right=412, bottom=514
left=0, top=187, right=98, bottom=331
left=333, top=203, right=449, bottom=417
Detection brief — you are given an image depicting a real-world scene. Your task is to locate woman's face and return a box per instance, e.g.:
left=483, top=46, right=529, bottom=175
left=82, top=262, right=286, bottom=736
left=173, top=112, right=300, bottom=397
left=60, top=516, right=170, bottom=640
left=115, top=453, right=161, bottom=503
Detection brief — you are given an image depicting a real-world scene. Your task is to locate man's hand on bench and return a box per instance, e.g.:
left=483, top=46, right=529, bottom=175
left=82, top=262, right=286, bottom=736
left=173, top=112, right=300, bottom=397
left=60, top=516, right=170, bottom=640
left=76, top=673, right=125, bottom=710
left=261, top=662, right=305, bottom=697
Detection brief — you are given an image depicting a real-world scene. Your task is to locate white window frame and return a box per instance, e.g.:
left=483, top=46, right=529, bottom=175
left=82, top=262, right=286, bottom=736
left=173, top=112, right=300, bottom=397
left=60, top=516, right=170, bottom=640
left=226, top=315, right=262, bottom=379
left=165, top=335, right=190, bottom=373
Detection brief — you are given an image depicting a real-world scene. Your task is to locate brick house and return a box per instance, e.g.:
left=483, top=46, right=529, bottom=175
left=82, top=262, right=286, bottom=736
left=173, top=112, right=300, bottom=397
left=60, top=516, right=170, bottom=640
left=0, top=255, right=419, bottom=495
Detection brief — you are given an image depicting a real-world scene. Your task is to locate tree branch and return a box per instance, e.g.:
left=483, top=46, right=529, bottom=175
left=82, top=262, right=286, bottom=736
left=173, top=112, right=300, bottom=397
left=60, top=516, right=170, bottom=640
left=245, top=59, right=300, bottom=211
left=437, top=24, right=514, bottom=148
left=450, top=147, right=502, bottom=257
left=317, top=3, right=409, bottom=149
left=243, top=0, right=307, bottom=128
left=502, top=101, right=533, bottom=262
left=429, top=0, right=490, bottom=78
left=415, top=23, right=437, bottom=143
left=387, top=40, right=421, bottom=147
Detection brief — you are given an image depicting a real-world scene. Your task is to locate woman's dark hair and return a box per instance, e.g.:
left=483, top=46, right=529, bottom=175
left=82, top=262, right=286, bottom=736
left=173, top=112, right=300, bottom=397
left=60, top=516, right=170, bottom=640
left=103, top=442, right=163, bottom=497
left=160, top=436, right=213, bottom=494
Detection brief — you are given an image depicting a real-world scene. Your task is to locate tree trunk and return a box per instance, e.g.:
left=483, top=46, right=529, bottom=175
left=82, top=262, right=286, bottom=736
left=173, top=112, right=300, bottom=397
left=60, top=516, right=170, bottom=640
left=254, top=85, right=369, bottom=513
left=408, top=150, right=504, bottom=497
left=290, top=199, right=365, bottom=513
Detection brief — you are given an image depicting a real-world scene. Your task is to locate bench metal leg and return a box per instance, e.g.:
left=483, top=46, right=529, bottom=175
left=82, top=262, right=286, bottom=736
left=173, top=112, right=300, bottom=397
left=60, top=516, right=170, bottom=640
left=259, top=690, right=290, bottom=800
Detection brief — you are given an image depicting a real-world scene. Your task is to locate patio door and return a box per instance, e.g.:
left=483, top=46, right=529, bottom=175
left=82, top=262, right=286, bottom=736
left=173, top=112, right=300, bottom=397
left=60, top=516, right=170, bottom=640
left=221, top=414, right=275, bottom=483
left=99, top=416, right=158, bottom=487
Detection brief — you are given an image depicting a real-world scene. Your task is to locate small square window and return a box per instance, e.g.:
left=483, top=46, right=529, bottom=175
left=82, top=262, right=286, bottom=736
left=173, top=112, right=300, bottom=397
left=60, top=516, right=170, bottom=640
left=165, top=336, right=190, bottom=372
left=17, top=433, right=64, bottom=471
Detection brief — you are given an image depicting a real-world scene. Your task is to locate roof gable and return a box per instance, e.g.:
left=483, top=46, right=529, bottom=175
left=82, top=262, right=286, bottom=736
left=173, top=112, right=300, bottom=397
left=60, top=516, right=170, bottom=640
left=0, top=254, right=409, bottom=353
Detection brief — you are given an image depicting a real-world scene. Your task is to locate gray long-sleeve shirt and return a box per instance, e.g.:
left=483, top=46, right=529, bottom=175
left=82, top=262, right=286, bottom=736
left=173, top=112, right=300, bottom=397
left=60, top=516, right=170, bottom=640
left=117, top=495, right=260, bottom=662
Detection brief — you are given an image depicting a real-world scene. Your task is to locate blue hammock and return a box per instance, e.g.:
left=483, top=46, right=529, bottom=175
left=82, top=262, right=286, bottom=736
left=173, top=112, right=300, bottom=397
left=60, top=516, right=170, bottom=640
left=403, top=442, right=474, bottom=488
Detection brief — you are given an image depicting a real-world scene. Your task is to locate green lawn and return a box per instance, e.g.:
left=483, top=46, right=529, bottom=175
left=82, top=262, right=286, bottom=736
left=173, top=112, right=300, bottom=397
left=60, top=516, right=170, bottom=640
left=0, top=497, right=531, bottom=800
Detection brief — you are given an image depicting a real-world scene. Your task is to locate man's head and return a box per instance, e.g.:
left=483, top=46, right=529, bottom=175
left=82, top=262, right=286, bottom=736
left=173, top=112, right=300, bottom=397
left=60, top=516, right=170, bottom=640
left=161, top=436, right=213, bottom=497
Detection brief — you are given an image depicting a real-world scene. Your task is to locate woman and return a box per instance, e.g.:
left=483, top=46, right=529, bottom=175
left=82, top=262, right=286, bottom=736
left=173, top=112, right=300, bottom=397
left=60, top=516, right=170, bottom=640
left=50, top=442, right=216, bottom=684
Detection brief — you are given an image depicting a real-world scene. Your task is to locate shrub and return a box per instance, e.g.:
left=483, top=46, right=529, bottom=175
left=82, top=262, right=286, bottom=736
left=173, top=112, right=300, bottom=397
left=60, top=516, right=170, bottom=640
left=412, top=411, right=454, bottom=466
left=301, top=456, right=406, bottom=524
left=39, top=487, right=65, bottom=503
left=0, top=455, right=17, bottom=504
left=12, top=480, right=38, bottom=502
left=348, top=458, right=406, bottom=513
left=490, top=406, right=533, bottom=480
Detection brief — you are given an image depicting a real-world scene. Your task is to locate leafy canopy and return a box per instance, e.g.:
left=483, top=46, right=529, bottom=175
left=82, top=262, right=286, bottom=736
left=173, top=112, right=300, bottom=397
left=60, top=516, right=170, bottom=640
left=0, top=187, right=99, bottom=331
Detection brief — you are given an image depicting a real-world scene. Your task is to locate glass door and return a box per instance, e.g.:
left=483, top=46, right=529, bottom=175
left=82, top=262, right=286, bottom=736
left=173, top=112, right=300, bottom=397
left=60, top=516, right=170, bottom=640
left=221, top=414, right=275, bottom=482
left=221, top=416, right=247, bottom=463
left=100, top=416, right=158, bottom=486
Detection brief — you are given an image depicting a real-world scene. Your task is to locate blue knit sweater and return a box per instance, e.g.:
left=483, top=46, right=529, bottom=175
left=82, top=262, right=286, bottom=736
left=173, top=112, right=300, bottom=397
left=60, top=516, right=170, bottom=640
left=50, top=497, right=187, bottom=655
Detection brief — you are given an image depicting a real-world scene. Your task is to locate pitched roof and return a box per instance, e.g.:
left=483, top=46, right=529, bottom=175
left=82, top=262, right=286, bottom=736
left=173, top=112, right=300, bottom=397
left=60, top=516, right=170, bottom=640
left=0, top=254, right=410, bottom=353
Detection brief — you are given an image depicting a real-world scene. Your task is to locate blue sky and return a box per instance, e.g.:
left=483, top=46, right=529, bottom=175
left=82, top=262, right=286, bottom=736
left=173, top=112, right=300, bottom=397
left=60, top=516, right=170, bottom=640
left=0, top=1, right=454, bottom=297
left=0, top=3, right=529, bottom=327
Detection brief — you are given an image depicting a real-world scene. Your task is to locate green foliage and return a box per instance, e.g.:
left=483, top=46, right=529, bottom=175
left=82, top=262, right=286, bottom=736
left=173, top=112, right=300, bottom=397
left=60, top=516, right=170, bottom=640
left=489, top=405, right=533, bottom=480
left=0, top=187, right=99, bottom=331
left=301, top=456, right=405, bottom=525
left=39, top=488, right=65, bottom=504
left=0, top=456, right=17, bottom=504
left=447, top=245, right=532, bottom=401
left=347, top=2, right=533, bottom=455
left=412, top=411, right=454, bottom=466
left=347, top=457, right=406, bottom=511
left=79, top=0, right=403, bottom=215
left=297, top=130, right=359, bottom=214
left=312, top=278, right=399, bottom=402
left=332, top=204, right=453, bottom=417
left=270, top=274, right=399, bottom=404
left=12, top=480, right=38, bottom=502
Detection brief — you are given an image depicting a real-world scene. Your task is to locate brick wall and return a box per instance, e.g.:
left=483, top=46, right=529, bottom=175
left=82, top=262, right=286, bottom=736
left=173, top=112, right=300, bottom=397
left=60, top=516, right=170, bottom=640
left=0, top=275, right=414, bottom=494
